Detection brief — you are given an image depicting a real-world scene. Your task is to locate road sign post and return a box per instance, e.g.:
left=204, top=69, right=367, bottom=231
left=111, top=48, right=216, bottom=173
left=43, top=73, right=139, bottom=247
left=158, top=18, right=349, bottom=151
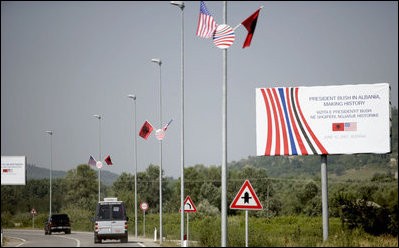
left=245, top=210, right=248, bottom=247
left=230, top=180, right=263, bottom=247
left=140, top=202, right=148, bottom=237
left=187, top=212, right=189, bottom=247
left=30, top=208, right=37, bottom=229
left=179, top=196, right=197, bottom=247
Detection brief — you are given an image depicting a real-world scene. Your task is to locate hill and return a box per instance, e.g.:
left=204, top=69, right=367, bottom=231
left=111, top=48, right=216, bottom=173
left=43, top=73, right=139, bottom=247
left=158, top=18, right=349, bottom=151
left=27, top=164, right=120, bottom=186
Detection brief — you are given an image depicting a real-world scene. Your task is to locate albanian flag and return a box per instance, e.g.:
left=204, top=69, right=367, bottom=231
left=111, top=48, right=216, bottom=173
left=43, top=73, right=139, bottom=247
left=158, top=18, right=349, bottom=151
left=139, top=121, right=154, bottom=140
left=241, top=7, right=262, bottom=48
left=105, top=155, right=113, bottom=165
left=332, top=123, right=344, bottom=131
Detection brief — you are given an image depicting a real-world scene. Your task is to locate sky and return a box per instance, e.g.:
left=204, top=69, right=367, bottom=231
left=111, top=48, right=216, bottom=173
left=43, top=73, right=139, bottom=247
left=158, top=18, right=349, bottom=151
left=1, top=1, right=398, bottom=179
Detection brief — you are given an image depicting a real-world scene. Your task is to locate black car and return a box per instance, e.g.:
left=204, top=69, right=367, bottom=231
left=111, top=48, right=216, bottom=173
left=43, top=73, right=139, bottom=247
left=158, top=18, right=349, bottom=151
left=44, top=214, right=71, bottom=235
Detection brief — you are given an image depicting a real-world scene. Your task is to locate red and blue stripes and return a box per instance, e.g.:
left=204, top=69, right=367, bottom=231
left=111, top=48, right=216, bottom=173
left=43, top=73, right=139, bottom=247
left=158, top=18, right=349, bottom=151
left=259, top=87, right=328, bottom=156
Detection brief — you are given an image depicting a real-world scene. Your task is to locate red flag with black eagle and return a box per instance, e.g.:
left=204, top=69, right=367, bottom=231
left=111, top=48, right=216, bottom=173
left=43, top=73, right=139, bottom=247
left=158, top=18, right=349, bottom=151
left=241, top=8, right=262, bottom=48
left=139, top=121, right=154, bottom=140
left=105, top=155, right=113, bottom=165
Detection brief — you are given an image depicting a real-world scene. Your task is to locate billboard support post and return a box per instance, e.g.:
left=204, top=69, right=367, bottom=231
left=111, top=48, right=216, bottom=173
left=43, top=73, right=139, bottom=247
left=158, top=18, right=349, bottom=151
left=321, top=154, right=328, bottom=241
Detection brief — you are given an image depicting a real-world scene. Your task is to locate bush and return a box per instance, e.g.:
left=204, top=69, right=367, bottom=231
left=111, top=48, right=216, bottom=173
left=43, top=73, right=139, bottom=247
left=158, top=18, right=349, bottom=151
left=1, top=211, right=13, bottom=228
left=337, top=195, right=393, bottom=235
left=197, top=216, right=220, bottom=246
left=62, top=208, right=94, bottom=232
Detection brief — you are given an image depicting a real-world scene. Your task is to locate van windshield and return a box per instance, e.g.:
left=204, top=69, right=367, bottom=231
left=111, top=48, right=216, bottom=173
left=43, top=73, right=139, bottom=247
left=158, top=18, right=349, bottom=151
left=96, top=204, right=125, bottom=220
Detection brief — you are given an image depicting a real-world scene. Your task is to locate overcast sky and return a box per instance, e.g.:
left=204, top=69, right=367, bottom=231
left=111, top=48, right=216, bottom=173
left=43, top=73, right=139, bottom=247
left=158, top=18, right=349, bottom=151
left=2, top=1, right=398, bottom=178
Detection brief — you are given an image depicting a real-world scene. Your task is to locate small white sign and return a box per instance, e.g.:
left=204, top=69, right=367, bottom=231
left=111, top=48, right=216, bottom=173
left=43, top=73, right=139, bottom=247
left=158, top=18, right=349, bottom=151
left=140, top=202, right=148, bottom=211
left=155, top=129, right=165, bottom=140
left=96, top=161, right=103, bottom=169
left=1, top=156, right=26, bottom=185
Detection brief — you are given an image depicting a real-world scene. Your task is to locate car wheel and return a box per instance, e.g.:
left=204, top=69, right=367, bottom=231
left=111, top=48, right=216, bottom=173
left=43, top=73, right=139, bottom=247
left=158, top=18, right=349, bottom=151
left=121, top=235, right=128, bottom=243
left=94, top=234, right=101, bottom=244
left=65, top=230, right=71, bottom=234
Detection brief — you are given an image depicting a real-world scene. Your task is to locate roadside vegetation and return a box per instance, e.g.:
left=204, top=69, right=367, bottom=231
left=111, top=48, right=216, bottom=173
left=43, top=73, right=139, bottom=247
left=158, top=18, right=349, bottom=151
left=1, top=108, right=398, bottom=246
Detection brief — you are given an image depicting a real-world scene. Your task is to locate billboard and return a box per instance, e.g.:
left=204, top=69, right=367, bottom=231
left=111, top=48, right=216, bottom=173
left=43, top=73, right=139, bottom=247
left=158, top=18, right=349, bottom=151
left=256, top=83, right=391, bottom=156
left=1, top=156, right=27, bottom=185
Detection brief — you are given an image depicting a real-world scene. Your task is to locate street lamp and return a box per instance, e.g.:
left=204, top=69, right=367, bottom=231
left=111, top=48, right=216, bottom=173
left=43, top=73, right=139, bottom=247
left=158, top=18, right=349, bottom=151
left=93, top=114, right=102, bottom=202
left=45, top=130, right=53, bottom=216
left=128, top=94, right=138, bottom=238
left=151, top=58, right=163, bottom=245
left=170, top=1, right=185, bottom=246
left=170, top=1, right=184, bottom=9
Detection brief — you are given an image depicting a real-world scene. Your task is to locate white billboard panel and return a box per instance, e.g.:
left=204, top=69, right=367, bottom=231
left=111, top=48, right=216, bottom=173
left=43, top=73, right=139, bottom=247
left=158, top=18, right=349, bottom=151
left=256, top=83, right=391, bottom=156
left=1, top=156, right=27, bottom=185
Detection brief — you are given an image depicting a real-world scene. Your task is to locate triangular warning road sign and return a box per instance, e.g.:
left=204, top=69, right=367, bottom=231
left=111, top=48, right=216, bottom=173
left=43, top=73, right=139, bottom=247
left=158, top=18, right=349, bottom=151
left=179, top=195, right=197, bottom=212
left=230, top=180, right=263, bottom=210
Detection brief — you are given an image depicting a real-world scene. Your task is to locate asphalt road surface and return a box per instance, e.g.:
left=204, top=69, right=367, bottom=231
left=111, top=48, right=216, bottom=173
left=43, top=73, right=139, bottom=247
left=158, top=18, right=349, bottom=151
left=3, top=229, right=158, bottom=247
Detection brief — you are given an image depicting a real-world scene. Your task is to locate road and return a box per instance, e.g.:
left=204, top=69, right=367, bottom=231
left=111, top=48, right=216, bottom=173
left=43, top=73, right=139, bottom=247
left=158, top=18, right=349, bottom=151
left=3, top=229, right=159, bottom=247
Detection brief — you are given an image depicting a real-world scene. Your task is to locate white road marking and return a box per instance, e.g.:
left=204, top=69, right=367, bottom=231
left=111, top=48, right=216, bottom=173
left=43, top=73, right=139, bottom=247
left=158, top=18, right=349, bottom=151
left=58, top=235, right=81, bottom=247
left=7, top=236, right=27, bottom=247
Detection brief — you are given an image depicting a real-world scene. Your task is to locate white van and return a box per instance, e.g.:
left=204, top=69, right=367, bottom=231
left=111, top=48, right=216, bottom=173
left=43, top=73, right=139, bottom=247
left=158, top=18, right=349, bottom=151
left=94, top=198, right=128, bottom=243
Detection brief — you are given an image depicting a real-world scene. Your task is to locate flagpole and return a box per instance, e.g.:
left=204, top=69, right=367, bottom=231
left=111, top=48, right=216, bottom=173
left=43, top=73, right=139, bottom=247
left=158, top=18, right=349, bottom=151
left=151, top=58, right=163, bottom=245
left=99, top=116, right=101, bottom=202
left=181, top=6, right=185, bottom=246
left=221, top=1, right=228, bottom=247
left=128, top=94, right=138, bottom=238
left=169, top=2, right=186, bottom=247
left=134, top=97, right=138, bottom=238
left=93, top=114, right=102, bottom=203
left=159, top=62, right=163, bottom=245
left=151, top=58, right=163, bottom=244
left=45, top=131, right=53, bottom=217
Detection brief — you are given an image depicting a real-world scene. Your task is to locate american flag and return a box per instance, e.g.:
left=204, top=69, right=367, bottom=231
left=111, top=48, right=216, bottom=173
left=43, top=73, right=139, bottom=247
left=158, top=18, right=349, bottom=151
left=196, top=1, right=217, bottom=38
left=163, top=119, right=173, bottom=131
left=88, top=155, right=97, bottom=166
left=344, top=122, right=357, bottom=131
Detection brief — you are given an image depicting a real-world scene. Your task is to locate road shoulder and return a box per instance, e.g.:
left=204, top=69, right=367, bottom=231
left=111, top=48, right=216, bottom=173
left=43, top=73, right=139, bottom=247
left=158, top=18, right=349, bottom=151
left=2, top=236, right=25, bottom=247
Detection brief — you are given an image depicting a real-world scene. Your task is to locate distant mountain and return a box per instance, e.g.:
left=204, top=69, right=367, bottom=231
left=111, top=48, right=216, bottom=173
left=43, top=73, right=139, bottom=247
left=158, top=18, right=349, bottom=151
left=27, top=164, right=66, bottom=179
left=27, top=164, right=120, bottom=186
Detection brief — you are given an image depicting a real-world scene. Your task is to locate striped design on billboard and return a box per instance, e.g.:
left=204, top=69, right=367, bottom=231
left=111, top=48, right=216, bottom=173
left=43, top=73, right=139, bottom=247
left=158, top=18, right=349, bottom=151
left=258, top=87, right=328, bottom=156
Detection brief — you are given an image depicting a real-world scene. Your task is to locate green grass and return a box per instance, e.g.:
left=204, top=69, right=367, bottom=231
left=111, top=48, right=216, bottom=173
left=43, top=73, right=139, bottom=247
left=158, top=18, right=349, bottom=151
left=3, top=212, right=397, bottom=247
left=132, top=214, right=398, bottom=247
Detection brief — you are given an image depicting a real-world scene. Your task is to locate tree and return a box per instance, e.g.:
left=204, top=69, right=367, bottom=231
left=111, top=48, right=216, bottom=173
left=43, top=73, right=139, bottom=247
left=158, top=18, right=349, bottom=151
left=200, top=183, right=220, bottom=208
left=63, top=164, right=98, bottom=210
left=113, top=172, right=134, bottom=193
left=137, top=164, right=170, bottom=214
